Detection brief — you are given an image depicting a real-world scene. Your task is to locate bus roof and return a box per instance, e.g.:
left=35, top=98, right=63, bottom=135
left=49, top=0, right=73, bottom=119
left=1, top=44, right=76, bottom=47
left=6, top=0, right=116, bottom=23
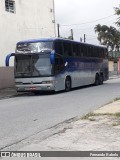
left=17, top=38, right=58, bottom=44
left=17, top=37, right=107, bottom=49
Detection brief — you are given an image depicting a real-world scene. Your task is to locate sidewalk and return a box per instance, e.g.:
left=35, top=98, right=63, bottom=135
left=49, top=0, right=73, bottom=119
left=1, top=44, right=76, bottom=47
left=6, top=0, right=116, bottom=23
left=18, top=99, right=120, bottom=153
left=0, top=87, right=29, bottom=99
left=0, top=87, right=17, bottom=99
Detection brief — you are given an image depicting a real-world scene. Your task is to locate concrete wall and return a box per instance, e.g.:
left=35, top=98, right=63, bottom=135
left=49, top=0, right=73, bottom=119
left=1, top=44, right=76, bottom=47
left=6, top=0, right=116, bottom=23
left=0, top=0, right=55, bottom=66
left=109, top=61, right=114, bottom=72
left=0, top=67, right=15, bottom=89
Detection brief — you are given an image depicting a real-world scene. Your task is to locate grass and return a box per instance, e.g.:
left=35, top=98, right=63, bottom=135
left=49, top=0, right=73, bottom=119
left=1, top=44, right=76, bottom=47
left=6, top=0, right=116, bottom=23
left=81, top=112, right=96, bottom=120
left=115, top=112, right=120, bottom=117
left=81, top=96, right=120, bottom=122
left=81, top=112, right=120, bottom=122
left=114, top=97, right=120, bottom=101
left=112, top=122, right=120, bottom=126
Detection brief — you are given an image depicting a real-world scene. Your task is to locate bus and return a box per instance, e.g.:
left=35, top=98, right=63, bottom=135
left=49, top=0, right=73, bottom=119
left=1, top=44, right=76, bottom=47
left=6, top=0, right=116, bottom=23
left=6, top=38, right=109, bottom=92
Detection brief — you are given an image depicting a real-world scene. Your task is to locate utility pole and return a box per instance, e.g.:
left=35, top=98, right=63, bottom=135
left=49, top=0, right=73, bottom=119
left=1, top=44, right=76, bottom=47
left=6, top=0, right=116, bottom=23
left=84, top=34, right=86, bottom=43
left=70, top=29, right=74, bottom=40
left=57, top=24, right=60, bottom=37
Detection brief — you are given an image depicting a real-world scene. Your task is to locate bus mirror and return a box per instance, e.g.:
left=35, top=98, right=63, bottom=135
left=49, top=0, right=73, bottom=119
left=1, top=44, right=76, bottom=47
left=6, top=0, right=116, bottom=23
left=50, top=50, right=55, bottom=65
left=5, top=53, right=15, bottom=66
left=65, top=61, right=68, bottom=67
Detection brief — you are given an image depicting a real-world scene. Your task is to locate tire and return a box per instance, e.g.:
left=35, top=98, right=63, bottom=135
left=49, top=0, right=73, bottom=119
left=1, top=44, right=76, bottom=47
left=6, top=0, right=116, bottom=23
left=94, top=74, right=99, bottom=86
left=99, top=74, right=103, bottom=85
left=65, top=77, right=71, bottom=92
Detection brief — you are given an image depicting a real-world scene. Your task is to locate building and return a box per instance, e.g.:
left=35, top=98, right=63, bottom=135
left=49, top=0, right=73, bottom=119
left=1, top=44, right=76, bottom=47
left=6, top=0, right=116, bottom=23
left=0, top=0, right=56, bottom=66
left=108, top=51, right=120, bottom=76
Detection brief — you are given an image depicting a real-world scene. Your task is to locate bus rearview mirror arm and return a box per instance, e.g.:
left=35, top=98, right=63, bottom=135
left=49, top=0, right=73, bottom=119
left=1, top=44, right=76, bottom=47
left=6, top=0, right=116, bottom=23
left=5, top=53, right=15, bottom=67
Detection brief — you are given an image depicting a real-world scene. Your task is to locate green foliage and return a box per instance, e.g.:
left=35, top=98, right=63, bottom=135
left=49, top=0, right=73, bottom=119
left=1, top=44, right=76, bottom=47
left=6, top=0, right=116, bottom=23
left=94, top=5, right=120, bottom=51
left=115, top=112, right=120, bottom=117
left=94, top=24, right=120, bottom=50
left=114, top=6, right=120, bottom=27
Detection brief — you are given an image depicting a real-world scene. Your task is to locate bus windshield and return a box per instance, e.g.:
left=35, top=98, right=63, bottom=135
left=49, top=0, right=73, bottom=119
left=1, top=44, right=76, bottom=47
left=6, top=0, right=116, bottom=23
left=16, top=42, right=53, bottom=53
left=15, top=54, right=52, bottom=78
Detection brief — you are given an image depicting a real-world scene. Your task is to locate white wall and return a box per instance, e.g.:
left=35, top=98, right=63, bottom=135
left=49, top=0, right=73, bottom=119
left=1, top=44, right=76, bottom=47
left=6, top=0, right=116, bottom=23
left=0, top=0, right=55, bottom=66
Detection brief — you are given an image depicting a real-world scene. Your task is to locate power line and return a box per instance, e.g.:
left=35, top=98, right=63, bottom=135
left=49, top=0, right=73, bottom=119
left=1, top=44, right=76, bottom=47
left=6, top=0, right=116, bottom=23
left=60, top=14, right=116, bottom=27
left=73, top=18, right=117, bottom=30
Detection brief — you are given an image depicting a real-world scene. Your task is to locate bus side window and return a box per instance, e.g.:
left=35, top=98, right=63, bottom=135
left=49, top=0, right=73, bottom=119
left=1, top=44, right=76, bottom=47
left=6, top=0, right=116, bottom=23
left=88, top=45, right=93, bottom=57
left=93, top=47, right=98, bottom=57
left=72, top=43, right=80, bottom=57
left=97, top=48, right=100, bottom=57
left=100, top=48, right=104, bottom=58
left=81, top=44, right=87, bottom=57
left=54, top=41, right=63, bottom=55
left=63, top=42, right=72, bottom=56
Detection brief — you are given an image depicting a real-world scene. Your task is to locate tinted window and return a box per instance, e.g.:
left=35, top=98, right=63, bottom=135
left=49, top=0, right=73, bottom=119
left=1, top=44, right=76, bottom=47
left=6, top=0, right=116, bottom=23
left=54, top=41, right=63, bottom=55
left=54, top=55, right=64, bottom=74
left=16, top=42, right=53, bottom=53
left=15, top=54, right=52, bottom=78
left=63, top=42, right=72, bottom=56
left=93, top=47, right=99, bottom=57
left=81, top=44, right=88, bottom=57
left=99, top=48, right=104, bottom=58
left=88, top=45, right=93, bottom=57
left=72, top=43, right=81, bottom=56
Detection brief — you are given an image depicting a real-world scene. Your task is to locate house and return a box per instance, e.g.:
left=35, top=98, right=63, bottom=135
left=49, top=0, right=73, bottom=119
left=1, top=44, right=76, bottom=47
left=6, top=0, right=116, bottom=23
left=0, top=0, right=55, bottom=88
left=108, top=51, right=120, bottom=76
left=0, top=0, right=56, bottom=66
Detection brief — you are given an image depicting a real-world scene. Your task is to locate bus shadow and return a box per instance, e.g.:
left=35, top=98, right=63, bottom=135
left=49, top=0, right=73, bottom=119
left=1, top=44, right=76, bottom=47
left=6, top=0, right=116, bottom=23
left=28, top=83, right=107, bottom=96
left=18, top=83, right=108, bottom=97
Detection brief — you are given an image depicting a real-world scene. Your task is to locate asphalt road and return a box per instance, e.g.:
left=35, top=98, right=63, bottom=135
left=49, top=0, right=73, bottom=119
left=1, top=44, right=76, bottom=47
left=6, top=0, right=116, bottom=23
left=1, top=78, right=120, bottom=150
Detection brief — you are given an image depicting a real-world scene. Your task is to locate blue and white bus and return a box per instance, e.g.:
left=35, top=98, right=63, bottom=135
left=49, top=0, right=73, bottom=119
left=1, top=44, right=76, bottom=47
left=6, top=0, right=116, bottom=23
left=6, top=38, right=109, bottom=92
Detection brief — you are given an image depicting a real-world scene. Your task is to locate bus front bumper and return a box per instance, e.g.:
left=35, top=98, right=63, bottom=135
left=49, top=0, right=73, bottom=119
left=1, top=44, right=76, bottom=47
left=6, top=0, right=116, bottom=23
left=16, top=84, right=55, bottom=92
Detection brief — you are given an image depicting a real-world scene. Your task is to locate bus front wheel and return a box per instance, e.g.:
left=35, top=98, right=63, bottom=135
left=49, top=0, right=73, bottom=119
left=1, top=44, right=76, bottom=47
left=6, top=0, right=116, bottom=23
left=65, top=77, right=71, bottom=92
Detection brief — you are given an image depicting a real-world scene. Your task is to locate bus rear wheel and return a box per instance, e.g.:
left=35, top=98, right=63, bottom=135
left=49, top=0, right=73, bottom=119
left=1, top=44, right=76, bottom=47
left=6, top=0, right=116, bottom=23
left=65, top=77, right=71, bottom=92
left=99, top=74, right=103, bottom=85
left=94, top=74, right=100, bottom=86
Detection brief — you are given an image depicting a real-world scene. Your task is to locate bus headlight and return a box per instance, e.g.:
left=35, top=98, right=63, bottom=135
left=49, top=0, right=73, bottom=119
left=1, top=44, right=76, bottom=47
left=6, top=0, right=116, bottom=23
left=16, top=82, right=23, bottom=85
left=41, top=80, right=54, bottom=84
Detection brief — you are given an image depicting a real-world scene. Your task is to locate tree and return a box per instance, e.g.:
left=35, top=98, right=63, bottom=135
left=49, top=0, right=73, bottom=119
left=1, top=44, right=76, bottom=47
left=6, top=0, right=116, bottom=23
left=94, top=24, right=120, bottom=51
left=95, top=5, right=120, bottom=52
left=114, top=6, right=120, bottom=27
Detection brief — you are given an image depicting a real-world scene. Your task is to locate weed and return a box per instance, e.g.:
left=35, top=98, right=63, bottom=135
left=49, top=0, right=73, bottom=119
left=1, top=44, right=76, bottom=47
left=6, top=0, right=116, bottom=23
left=114, top=97, right=120, bottom=101
left=115, top=112, right=120, bottom=117
left=81, top=112, right=96, bottom=120
left=112, top=122, right=120, bottom=126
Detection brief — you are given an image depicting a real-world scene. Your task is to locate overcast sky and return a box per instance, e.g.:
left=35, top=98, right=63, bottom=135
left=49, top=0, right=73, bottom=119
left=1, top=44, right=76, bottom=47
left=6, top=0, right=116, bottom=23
left=54, top=0, right=120, bottom=44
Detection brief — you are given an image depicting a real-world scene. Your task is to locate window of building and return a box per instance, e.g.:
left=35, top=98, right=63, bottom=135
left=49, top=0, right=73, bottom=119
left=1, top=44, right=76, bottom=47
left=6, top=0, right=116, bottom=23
left=5, top=0, right=16, bottom=13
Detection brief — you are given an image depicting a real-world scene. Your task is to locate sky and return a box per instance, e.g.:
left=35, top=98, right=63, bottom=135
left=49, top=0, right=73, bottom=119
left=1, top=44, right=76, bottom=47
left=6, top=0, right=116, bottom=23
left=54, top=0, right=120, bottom=45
